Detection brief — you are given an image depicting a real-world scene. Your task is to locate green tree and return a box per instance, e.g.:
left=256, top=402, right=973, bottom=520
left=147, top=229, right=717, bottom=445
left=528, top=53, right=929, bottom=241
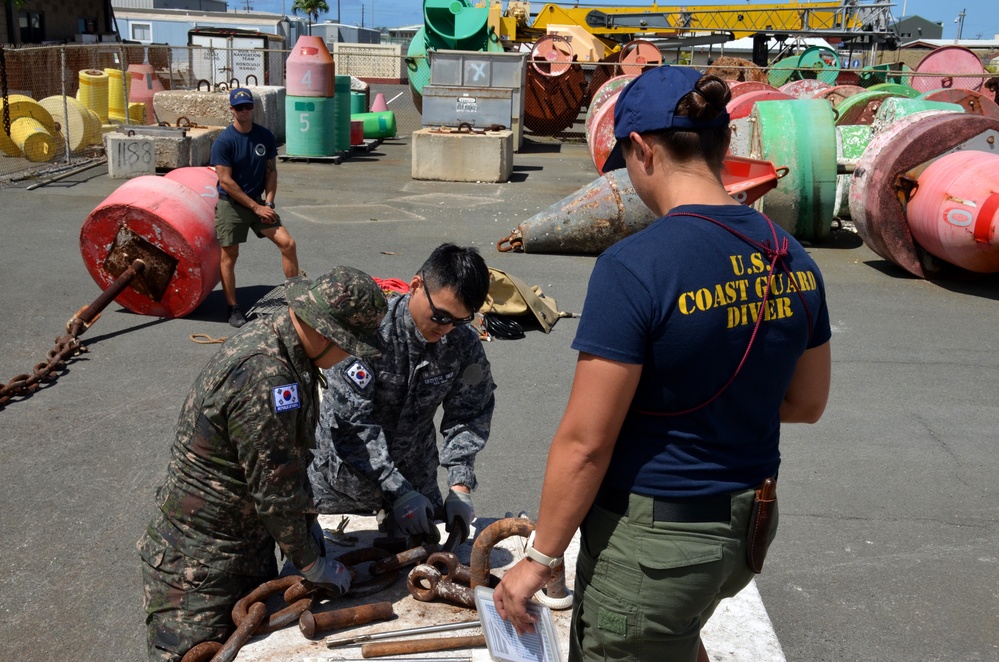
left=291, top=0, right=330, bottom=36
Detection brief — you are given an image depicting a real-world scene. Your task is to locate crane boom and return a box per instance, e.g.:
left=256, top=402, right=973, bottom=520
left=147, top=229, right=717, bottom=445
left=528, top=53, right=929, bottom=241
left=524, top=1, right=894, bottom=41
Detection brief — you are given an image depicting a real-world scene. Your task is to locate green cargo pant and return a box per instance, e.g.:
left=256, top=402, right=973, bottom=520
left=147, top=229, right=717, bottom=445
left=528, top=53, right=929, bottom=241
left=569, top=488, right=777, bottom=662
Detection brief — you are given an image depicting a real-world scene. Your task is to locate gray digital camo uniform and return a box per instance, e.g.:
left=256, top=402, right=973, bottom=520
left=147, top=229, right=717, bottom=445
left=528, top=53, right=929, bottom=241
left=309, top=293, right=495, bottom=513
left=137, top=310, right=322, bottom=662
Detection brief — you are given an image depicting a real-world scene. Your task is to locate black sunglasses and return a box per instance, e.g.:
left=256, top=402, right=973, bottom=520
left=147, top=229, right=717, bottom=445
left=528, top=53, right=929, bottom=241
left=233, top=103, right=254, bottom=111
left=421, top=272, right=475, bottom=326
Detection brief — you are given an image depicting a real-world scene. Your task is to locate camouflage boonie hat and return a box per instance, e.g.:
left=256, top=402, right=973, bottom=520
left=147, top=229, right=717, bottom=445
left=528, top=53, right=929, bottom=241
left=286, top=266, right=387, bottom=358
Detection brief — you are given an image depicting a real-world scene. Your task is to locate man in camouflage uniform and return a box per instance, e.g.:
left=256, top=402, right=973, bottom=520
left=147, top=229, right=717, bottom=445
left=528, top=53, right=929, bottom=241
left=137, top=267, right=387, bottom=662
left=308, top=244, right=495, bottom=545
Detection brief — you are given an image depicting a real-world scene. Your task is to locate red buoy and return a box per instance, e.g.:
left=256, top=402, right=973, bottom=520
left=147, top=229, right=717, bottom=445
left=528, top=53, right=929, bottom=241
left=285, top=36, right=335, bottom=97
left=907, top=150, right=999, bottom=273
left=80, top=175, right=221, bottom=318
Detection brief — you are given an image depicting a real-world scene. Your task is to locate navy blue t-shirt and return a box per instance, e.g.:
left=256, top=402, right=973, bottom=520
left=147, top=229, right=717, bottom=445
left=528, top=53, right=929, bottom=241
left=210, top=123, right=277, bottom=201
left=572, top=204, right=831, bottom=497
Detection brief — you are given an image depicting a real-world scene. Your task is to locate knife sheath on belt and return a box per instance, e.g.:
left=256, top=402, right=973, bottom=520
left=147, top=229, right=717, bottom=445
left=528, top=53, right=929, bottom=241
left=746, top=477, right=777, bottom=574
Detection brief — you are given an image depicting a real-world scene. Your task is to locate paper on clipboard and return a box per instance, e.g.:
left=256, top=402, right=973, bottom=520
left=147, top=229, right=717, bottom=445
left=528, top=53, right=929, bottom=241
left=474, top=586, right=562, bottom=662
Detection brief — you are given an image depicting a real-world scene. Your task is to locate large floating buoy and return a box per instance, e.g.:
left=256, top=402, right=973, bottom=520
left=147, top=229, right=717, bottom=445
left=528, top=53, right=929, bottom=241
left=127, top=63, right=165, bottom=126
left=80, top=175, right=222, bottom=318
left=918, top=88, right=999, bottom=120
left=496, top=156, right=781, bottom=255
left=906, top=150, right=999, bottom=273
left=749, top=99, right=836, bottom=241
left=868, top=97, right=963, bottom=135
left=163, top=166, right=220, bottom=212
left=0, top=94, right=57, bottom=157
left=584, top=75, right=634, bottom=137
left=810, top=85, right=866, bottom=109
left=911, top=46, right=987, bottom=94
left=39, top=95, right=101, bottom=152
left=848, top=112, right=999, bottom=278
left=78, top=69, right=109, bottom=122
left=286, top=36, right=335, bottom=97
left=523, top=35, right=587, bottom=136
left=11, top=117, right=56, bottom=162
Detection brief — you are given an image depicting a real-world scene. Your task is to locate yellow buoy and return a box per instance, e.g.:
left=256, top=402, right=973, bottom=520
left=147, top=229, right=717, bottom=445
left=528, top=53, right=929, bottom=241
left=12, top=117, right=57, bottom=162
left=127, top=101, right=147, bottom=125
left=39, top=95, right=101, bottom=153
left=0, top=94, right=58, bottom=157
left=105, top=67, right=130, bottom=123
left=78, top=69, right=110, bottom=122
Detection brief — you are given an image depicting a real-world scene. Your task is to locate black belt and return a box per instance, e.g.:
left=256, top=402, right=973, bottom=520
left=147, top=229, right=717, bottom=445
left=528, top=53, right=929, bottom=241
left=594, top=486, right=731, bottom=523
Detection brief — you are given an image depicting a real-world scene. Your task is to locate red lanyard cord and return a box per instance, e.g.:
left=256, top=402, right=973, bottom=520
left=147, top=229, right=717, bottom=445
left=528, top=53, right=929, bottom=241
left=633, top=212, right=814, bottom=417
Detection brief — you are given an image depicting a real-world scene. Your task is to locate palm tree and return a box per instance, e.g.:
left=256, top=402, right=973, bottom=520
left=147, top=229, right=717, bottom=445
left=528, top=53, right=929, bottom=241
left=291, top=0, right=330, bottom=36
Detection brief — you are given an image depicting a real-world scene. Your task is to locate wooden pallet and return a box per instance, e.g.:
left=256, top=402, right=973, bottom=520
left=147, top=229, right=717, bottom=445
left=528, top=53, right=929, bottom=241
left=279, top=139, right=383, bottom=164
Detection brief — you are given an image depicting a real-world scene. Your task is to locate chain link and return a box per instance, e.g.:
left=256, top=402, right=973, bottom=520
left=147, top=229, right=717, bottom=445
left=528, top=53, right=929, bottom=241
left=0, top=259, right=146, bottom=412
left=0, top=45, right=11, bottom=139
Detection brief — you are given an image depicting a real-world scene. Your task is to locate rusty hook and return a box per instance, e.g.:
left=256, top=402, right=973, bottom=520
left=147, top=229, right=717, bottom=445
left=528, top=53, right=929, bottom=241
left=196, top=79, right=211, bottom=92
left=496, top=229, right=525, bottom=253
left=231, top=575, right=313, bottom=635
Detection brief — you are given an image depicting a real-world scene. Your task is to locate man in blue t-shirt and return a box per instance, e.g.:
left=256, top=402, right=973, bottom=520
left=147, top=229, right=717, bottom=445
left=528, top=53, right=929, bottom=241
left=211, top=87, right=299, bottom=327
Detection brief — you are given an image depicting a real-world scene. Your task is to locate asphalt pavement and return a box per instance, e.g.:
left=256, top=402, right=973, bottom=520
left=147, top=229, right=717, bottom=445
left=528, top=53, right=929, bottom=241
left=0, top=135, right=997, bottom=661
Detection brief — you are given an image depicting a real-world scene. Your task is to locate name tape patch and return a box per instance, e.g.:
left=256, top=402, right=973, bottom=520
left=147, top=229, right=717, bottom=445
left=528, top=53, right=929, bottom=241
left=272, top=383, right=301, bottom=412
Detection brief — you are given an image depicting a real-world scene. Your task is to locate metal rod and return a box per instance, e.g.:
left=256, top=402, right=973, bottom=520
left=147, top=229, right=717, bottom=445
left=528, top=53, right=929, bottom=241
left=25, top=158, right=106, bottom=190
left=325, top=619, right=480, bottom=648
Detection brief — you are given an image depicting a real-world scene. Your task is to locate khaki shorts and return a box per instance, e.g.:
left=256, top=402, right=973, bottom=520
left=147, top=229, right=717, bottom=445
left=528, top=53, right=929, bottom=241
left=214, top=196, right=283, bottom=246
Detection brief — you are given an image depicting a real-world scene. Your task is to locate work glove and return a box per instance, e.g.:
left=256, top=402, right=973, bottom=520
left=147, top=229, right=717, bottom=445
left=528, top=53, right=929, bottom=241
left=391, top=490, right=436, bottom=537
left=445, top=488, right=474, bottom=545
left=300, top=519, right=351, bottom=596
left=300, top=553, right=351, bottom=597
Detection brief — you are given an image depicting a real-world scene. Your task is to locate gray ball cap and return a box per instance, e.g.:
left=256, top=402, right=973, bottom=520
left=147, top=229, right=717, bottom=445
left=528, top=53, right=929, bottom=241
left=286, top=266, right=387, bottom=358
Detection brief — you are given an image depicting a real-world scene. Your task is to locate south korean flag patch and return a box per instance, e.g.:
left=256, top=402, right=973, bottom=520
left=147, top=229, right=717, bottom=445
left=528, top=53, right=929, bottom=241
left=344, top=361, right=373, bottom=392
left=272, top=383, right=301, bottom=412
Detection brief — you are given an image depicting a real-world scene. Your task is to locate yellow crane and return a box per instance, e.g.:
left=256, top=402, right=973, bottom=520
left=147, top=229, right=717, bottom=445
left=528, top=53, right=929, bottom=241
left=491, top=1, right=897, bottom=63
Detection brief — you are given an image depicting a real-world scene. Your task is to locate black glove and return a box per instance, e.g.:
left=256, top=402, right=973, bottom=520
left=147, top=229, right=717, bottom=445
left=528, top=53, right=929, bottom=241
left=444, top=488, right=474, bottom=545
left=391, top=490, right=436, bottom=537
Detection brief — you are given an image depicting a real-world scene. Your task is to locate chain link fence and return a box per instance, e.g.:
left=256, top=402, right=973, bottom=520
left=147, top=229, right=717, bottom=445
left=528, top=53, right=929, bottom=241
left=3, top=43, right=996, bottom=183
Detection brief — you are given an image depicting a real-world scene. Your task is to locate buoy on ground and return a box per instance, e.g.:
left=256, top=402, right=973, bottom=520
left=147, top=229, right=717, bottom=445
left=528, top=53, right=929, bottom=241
left=80, top=175, right=222, bottom=318
left=848, top=112, right=999, bottom=278
left=78, top=69, right=109, bottom=122
left=749, top=99, right=837, bottom=241
left=39, top=95, right=101, bottom=152
left=11, top=117, right=57, bottom=162
left=906, top=150, right=999, bottom=273
left=497, top=156, right=781, bottom=255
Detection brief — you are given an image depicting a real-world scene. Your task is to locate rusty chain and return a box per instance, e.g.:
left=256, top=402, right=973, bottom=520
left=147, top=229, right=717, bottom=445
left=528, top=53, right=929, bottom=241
left=180, top=545, right=405, bottom=662
left=0, top=259, right=146, bottom=411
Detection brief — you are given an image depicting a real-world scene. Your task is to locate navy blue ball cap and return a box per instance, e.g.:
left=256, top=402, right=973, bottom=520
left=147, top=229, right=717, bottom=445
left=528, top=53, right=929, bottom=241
left=229, top=87, right=254, bottom=106
left=603, top=65, right=730, bottom=172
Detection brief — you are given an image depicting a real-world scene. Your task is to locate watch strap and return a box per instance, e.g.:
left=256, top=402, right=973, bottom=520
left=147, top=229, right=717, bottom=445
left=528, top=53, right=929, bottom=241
left=525, top=531, right=563, bottom=569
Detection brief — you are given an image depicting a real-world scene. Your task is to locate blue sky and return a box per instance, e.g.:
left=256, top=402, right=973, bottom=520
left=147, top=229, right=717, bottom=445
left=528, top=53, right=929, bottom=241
left=243, top=1, right=997, bottom=41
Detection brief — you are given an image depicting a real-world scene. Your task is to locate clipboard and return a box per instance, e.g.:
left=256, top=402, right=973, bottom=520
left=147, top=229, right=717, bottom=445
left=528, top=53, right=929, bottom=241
left=474, top=585, right=562, bottom=662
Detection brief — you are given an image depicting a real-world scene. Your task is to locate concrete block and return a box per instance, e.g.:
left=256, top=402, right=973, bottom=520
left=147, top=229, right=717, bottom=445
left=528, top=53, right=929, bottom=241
left=152, top=86, right=286, bottom=143
left=103, top=127, right=222, bottom=170
left=105, top=134, right=156, bottom=179
left=411, top=128, right=513, bottom=183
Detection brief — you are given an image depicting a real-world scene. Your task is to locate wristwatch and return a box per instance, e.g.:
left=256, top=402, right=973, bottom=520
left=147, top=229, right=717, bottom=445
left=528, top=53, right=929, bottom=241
left=525, top=531, right=563, bottom=569
left=264, top=201, right=275, bottom=209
